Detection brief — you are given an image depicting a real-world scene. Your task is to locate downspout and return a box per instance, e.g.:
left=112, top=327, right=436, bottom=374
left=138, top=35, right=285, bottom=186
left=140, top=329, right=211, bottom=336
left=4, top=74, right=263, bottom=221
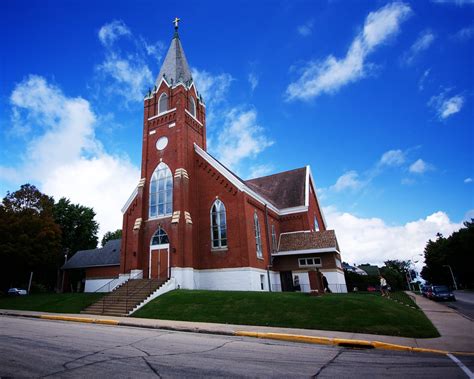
left=264, top=204, right=272, bottom=292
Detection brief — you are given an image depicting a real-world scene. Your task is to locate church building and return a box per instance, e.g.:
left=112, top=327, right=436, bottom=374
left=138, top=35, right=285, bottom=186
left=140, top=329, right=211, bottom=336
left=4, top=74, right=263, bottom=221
left=116, top=22, right=346, bottom=293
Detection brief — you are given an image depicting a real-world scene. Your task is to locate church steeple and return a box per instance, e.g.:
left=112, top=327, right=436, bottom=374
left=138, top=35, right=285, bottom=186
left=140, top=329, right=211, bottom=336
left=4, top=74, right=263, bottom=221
left=156, top=18, right=193, bottom=87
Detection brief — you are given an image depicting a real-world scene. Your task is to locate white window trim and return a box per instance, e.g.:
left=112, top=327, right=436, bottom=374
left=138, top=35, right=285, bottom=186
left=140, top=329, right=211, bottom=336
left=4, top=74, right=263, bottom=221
left=185, top=109, right=203, bottom=126
left=298, top=257, right=322, bottom=268
left=254, top=211, right=263, bottom=259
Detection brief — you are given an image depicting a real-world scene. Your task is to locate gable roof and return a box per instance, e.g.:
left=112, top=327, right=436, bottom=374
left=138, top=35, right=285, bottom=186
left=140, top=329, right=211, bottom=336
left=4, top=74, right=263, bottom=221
left=276, top=230, right=339, bottom=254
left=156, top=33, right=192, bottom=87
left=245, top=168, right=306, bottom=209
left=62, top=239, right=121, bottom=270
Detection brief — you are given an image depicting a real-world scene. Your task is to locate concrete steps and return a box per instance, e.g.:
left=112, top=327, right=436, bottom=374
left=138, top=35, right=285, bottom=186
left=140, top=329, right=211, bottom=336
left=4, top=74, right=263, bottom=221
left=81, top=278, right=165, bottom=316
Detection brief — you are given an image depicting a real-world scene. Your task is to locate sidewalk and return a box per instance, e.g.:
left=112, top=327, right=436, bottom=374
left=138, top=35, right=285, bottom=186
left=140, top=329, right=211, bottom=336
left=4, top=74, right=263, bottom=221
left=1, top=292, right=472, bottom=354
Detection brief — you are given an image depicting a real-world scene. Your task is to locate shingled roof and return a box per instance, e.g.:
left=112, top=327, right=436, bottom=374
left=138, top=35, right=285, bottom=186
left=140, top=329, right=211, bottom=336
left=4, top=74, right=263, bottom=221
left=277, top=230, right=339, bottom=253
left=62, top=239, right=121, bottom=269
left=156, top=32, right=192, bottom=87
left=245, top=167, right=307, bottom=209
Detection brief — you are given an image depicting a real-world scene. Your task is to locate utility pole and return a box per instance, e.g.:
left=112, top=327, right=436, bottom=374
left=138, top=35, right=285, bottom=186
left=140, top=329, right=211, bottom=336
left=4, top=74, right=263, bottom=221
left=443, top=265, right=458, bottom=290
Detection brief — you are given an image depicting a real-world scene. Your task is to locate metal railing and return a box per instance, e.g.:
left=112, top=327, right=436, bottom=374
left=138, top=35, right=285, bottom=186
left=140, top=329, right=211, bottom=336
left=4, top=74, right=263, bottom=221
left=270, top=283, right=348, bottom=293
left=101, top=271, right=145, bottom=314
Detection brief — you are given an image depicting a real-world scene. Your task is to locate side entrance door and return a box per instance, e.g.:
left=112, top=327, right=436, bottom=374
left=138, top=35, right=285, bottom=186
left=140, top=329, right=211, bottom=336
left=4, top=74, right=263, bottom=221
left=280, top=271, right=294, bottom=292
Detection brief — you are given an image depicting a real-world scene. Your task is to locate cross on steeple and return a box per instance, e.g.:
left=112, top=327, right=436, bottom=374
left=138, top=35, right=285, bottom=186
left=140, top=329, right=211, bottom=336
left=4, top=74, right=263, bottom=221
left=173, top=17, right=181, bottom=32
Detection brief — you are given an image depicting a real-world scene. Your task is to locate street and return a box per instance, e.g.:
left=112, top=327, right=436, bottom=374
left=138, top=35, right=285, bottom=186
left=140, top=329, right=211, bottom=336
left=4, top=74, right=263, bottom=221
left=446, top=291, right=474, bottom=320
left=0, top=316, right=473, bottom=378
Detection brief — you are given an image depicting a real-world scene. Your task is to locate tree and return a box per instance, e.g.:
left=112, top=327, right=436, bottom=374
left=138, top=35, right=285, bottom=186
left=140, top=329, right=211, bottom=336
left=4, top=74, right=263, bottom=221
left=101, top=229, right=122, bottom=247
left=0, top=184, right=62, bottom=290
left=421, top=220, right=474, bottom=288
left=53, top=198, right=99, bottom=256
left=382, top=260, right=411, bottom=290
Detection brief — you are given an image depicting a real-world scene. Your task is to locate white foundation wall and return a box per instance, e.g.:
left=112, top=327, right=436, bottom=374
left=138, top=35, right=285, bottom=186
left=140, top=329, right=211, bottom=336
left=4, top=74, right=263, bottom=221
left=323, top=270, right=348, bottom=293
left=268, top=271, right=282, bottom=292
left=84, top=278, right=114, bottom=292
left=292, top=271, right=311, bottom=293
left=171, top=267, right=280, bottom=292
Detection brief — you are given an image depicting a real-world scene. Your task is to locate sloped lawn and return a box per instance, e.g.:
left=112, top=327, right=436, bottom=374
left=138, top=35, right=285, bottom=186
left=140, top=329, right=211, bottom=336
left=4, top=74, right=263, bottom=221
left=133, top=290, right=439, bottom=338
left=0, top=293, right=104, bottom=313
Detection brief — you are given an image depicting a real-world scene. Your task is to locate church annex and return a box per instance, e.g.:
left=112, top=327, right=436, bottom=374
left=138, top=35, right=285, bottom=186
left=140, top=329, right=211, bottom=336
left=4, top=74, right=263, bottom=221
left=84, top=22, right=347, bottom=294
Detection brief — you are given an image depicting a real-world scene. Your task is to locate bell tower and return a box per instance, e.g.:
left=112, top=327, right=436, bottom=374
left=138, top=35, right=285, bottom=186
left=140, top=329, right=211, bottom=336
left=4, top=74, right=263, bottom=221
left=120, top=19, right=206, bottom=279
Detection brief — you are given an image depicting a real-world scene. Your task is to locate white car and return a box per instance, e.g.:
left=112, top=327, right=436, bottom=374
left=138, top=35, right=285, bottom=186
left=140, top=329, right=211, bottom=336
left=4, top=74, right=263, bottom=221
left=7, top=288, right=28, bottom=296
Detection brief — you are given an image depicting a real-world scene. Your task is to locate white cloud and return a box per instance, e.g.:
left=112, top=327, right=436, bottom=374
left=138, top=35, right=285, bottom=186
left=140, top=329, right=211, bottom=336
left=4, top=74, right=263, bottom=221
left=432, top=0, right=474, bottom=5
left=98, top=20, right=131, bottom=46
left=249, top=164, right=273, bottom=179
left=330, top=171, right=364, bottom=192
left=429, top=92, right=465, bottom=119
left=418, top=69, right=431, bottom=91
left=464, top=177, right=473, bottom=183
left=401, top=30, right=436, bottom=66
left=297, top=20, right=314, bottom=37
left=286, top=2, right=411, bottom=101
left=453, top=23, right=474, bottom=40
left=325, top=206, right=463, bottom=268
left=213, top=108, right=273, bottom=171
left=3, top=75, right=140, bottom=237
left=379, top=149, right=406, bottom=167
left=409, top=158, right=433, bottom=174
left=248, top=72, right=259, bottom=92
left=191, top=68, right=233, bottom=106
left=96, top=20, right=163, bottom=103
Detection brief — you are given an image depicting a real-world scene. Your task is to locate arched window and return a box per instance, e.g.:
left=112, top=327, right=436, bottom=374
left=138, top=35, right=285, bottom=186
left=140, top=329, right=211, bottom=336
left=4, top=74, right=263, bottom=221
left=314, top=214, right=320, bottom=232
left=254, top=211, right=263, bottom=259
left=149, top=162, right=173, bottom=218
left=271, top=224, right=277, bottom=252
left=188, top=96, right=196, bottom=117
left=151, top=227, right=169, bottom=246
left=210, top=199, right=227, bottom=248
left=158, top=93, right=168, bottom=114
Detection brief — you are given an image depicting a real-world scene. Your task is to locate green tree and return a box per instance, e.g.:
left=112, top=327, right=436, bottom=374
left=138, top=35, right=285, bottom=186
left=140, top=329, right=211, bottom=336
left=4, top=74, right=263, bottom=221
left=0, top=184, right=62, bottom=290
left=53, top=198, right=99, bottom=256
left=101, top=229, right=122, bottom=247
left=382, top=260, right=411, bottom=290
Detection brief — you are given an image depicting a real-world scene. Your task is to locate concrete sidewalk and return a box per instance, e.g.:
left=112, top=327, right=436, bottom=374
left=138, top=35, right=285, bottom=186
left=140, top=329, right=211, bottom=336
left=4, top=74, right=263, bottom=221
left=0, top=292, right=472, bottom=354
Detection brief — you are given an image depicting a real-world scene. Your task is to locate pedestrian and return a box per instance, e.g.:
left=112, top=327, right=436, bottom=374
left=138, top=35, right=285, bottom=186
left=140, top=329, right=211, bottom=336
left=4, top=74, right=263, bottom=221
left=322, top=274, right=331, bottom=293
left=380, top=276, right=388, bottom=296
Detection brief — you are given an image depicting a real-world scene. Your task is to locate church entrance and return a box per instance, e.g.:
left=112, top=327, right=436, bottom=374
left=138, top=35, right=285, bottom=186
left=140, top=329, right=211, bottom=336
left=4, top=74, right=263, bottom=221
left=149, top=227, right=170, bottom=280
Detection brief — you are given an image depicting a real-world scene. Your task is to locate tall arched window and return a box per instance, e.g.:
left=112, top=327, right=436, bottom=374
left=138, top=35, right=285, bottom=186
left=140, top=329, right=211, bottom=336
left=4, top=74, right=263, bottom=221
left=188, top=96, right=196, bottom=117
left=210, top=199, right=227, bottom=248
left=254, top=211, right=263, bottom=259
left=158, top=93, right=168, bottom=114
left=149, top=162, right=173, bottom=218
left=151, top=227, right=169, bottom=245
left=314, top=214, right=320, bottom=232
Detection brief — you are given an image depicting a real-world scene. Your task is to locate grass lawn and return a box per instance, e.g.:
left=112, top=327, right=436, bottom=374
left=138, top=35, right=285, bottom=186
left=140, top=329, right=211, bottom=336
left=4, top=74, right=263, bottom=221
left=133, top=290, right=439, bottom=338
left=0, top=293, right=104, bottom=314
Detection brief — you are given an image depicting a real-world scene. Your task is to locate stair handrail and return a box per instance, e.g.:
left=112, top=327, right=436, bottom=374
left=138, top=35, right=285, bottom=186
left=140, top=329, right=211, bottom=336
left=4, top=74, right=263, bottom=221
left=100, top=270, right=144, bottom=314
left=124, top=277, right=166, bottom=314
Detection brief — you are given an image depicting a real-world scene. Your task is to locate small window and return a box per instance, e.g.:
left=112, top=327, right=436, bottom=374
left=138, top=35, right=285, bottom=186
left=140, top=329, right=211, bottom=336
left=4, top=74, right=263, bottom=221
left=188, top=96, right=196, bottom=117
left=254, top=211, right=263, bottom=259
left=271, top=225, right=277, bottom=252
left=260, top=274, right=265, bottom=290
left=158, top=93, right=168, bottom=114
left=335, top=258, right=342, bottom=269
left=314, top=214, right=320, bottom=232
left=298, top=257, right=322, bottom=267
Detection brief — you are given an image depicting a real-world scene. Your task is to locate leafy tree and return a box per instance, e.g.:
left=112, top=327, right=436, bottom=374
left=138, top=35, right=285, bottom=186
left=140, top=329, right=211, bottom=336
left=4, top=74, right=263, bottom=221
left=101, top=229, right=122, bottom=247
left=0, top=184, right=61, bottom=290
left=382, top=260, right=411, bottom=290
left=421, top=220, right=473, bottom=288
left=53, top=198, right=99, bottom=256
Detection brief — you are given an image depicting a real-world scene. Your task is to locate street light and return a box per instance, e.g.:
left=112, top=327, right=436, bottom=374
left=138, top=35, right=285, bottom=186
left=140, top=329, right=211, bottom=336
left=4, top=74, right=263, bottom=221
left=443, top=264, right=458, bottom=290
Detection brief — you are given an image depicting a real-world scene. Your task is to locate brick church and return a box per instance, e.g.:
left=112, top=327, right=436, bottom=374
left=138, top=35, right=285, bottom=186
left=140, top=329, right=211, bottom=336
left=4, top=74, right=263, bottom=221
left=65, top=21, right=347, bottom=294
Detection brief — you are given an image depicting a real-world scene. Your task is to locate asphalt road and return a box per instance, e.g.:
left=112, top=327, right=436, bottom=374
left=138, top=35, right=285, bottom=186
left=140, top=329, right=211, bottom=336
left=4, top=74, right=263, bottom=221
left=446, top=291, right=474, bottom=320
left=0, top=316, right=473, bottom=378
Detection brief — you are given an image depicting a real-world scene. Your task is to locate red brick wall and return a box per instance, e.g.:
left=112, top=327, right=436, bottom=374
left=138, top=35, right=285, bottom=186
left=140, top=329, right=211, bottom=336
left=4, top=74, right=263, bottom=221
left=86, top=266, right=120, bottom=279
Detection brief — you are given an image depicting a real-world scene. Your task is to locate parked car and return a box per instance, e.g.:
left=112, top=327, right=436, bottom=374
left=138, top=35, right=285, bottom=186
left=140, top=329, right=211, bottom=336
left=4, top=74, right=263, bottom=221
left=428, top=285, right=456, bottom=302
left=7, top=288, right=28, bottom=296
left=421, top=285, right=431, bottom=297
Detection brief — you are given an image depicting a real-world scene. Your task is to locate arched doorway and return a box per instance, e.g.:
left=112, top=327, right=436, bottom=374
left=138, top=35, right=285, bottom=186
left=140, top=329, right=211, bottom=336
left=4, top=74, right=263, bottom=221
left=149, top=227, right=170, bottom=280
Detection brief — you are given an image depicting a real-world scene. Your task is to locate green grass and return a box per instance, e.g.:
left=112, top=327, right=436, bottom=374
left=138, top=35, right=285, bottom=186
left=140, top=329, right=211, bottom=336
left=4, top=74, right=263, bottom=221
left=133, top=290, right=439, bottom=338
left=0, top=293, right=104, bottom=314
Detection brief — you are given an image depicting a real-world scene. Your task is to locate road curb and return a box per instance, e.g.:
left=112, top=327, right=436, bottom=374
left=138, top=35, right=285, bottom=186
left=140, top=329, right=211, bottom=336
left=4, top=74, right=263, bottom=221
left=234, top=331, right=474, bottom=356
left=39, top=315, right=120, bottom=325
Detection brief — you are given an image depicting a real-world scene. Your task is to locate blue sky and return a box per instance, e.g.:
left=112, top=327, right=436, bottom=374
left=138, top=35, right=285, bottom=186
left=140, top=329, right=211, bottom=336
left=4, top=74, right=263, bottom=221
left=1, top=0, right=473, bottom=266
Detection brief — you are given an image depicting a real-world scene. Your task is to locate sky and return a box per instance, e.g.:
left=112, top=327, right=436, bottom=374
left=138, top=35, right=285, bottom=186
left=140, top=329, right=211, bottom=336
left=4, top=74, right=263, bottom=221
left=1, top=0, right=473, bottom=270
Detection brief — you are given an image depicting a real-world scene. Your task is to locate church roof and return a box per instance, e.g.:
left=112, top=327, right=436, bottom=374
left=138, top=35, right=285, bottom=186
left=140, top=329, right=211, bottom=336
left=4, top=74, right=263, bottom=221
left=62, top=239, right=121, bottom=269
left=156, top=32, right=192, bottom=87
left=277, top=230, right=339, bottom=253
left=245, top=168, right=307, bottom=209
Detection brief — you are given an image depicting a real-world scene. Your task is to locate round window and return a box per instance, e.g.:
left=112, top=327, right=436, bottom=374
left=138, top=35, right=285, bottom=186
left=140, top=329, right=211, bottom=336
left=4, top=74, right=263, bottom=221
left=156, top=136, right=168, bottom=151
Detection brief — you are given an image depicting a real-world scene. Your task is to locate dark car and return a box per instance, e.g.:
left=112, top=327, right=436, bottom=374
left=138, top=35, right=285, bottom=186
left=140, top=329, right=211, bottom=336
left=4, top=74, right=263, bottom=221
left=421, top=285, right=431, bottom=297
left=429, top=285, right=456, bottom=301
